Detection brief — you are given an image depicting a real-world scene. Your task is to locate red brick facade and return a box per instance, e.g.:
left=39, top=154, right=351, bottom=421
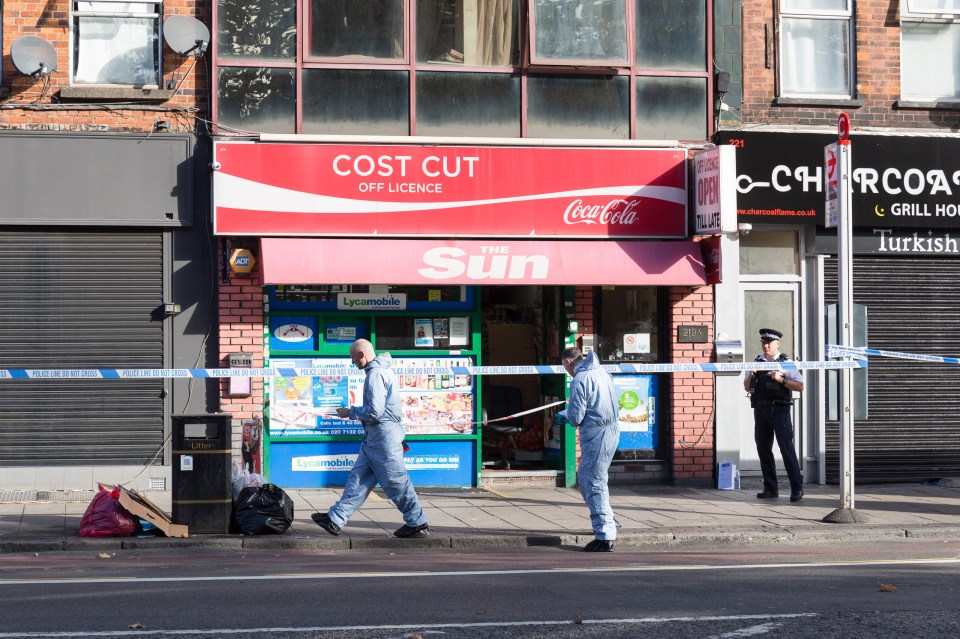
left=741, top=1, right=956, bottom=129
left=1, top=0, right=207, bottom=133
left=218, top=241, right=266, bottom=456
left=668, top=286, right=715, bottom=484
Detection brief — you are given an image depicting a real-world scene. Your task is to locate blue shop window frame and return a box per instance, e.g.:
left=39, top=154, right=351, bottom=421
left=268, top=286, right=477, bottom=312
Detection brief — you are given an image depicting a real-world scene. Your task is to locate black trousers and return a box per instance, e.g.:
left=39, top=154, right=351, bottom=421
left=753, top=404, right=803, bottom=495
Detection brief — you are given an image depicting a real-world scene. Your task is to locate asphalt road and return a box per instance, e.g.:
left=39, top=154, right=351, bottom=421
left=0, top=538, right=958, bottom=639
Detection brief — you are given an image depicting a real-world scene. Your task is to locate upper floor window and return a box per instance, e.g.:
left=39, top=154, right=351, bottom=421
left=71, top=0, right=162, bottom=86
left=901, top=0, right=960, bottom=100
left=529, top=0, right=630, bottom=66
left=214, top=0, right=711, bottom=140
left=778, top=0, right=853, bottom=99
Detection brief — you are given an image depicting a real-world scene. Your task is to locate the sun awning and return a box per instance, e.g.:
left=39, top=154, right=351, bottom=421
left=259, top=238, right=706, bottom=286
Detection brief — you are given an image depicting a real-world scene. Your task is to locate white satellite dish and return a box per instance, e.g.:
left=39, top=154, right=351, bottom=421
left=11, top=35, right=58, bottom=77
left=163, top=15, right=210, bottom=56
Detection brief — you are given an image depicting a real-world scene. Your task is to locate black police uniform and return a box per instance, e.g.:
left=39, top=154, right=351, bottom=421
left=748, top=330, right=803, bottom=500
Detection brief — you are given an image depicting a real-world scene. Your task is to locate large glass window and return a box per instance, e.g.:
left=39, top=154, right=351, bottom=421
left=529, top=0, right=630, bottom=65
left=217, top=0, right=295, bottom=62
left=527, top=75, right=629, bottom=139
left=778, top=0, right=853, bottom=98
left=901, top=0, right=960, bottom=100
left=217, top=67, right=295, bottom=133
left=416, top=72, right=520, bottom=136
left=636, top=77, right=707, bottom=140
left=417, top=0, right=519, bottom=66
left=302, top=69, right=409, bottom=135
left=597, top=287, right=659, bottom=363
left=72, top=0, right=161, bottom=86
left=308, top=0, right=404, bottom=60
left=635, top=0, right=706, bottom=71
left=214, top=0, right=713, bottom=140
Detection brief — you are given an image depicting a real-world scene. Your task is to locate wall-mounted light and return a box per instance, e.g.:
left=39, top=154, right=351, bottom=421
left=738, top=223, right=752, bottom=236
left=164, top=303, right=182, bottom=316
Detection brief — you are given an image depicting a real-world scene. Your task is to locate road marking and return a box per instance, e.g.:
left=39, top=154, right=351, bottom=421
left=0, top=613, right=818, bottom=638
left=0, top=557, right=957, bottom=586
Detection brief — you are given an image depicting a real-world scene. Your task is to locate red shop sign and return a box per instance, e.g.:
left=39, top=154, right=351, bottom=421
left=213, top=143, right=688, bottom=238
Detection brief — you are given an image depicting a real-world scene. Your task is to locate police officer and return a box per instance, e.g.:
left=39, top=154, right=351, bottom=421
left=743, top=328, right=804, bottom=502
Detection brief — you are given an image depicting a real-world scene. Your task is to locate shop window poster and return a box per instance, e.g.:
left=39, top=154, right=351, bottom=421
left=449, top=316, right=469, bottom=346
left=268, top=357, right=476, bottom=437
left=414, top=319, right=434, bottom=347
left=433, top=318, right=449, bottom=340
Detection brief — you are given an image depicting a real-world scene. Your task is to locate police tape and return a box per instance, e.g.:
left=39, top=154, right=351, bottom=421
left=0, top=359, right=867, bottom=380
left=827, top=344, right=953, bottom=364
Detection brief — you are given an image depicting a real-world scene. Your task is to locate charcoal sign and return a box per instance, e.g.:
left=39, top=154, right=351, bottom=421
left=717, top=131, right=960, bottom=229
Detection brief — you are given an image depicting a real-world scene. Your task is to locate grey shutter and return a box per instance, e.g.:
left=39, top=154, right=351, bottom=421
left=0, top=231, right=164, bottom=465
left=824, top=256, right=960, bottom=482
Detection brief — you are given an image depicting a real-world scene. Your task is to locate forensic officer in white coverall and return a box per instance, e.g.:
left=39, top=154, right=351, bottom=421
left=562, top=346, right=620, bottom=552
left=311, top=339, right=430, bottom=538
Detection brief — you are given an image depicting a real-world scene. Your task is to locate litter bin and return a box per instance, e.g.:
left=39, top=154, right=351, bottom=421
left=172, top=414, right=232, bottom=534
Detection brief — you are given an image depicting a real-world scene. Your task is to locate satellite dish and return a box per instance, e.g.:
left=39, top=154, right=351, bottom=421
left=163, top=15, right=210, bottom=56
left=11, top=35, right=58, bottom=77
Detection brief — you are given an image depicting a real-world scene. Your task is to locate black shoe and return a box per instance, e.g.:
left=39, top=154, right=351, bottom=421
left=394, top=523, right=430, bottom=538
left=311, top=512, right=341, bottom=536
left=584, top=539, right=615, bottom=552
left=756, top=490, right=780, bottom=499
left=790, top=490, right=804, bottom=502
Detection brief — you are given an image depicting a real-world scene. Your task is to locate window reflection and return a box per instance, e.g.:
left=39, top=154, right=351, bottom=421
left=310, top=0, right=404, bottom=58
left=416, top=72, right=520, bottom=137
left=532, top=0, right=628, bottom=63
left=302, top=69, right=409, bottom=135
left=635, top=0, right=705, bottom=71
left=217, top=67, right=295, bottom=133
left=635, top=76, right=706, bottom=140
left=527, top=75, right=629, bottom=139
left=217, top=0, right=296, bottom=61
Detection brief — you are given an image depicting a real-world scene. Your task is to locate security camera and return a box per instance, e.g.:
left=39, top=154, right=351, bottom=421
left=738, top=222, right=752, bottom=235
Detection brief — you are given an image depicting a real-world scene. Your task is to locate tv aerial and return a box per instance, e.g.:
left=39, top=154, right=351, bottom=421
left=11, top=35, right=58, bottom=78
left=163, top=15, right=210, bottom=56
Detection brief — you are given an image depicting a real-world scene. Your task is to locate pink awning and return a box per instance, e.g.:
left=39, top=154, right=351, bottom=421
left=260, top=238, right=706, bottom=286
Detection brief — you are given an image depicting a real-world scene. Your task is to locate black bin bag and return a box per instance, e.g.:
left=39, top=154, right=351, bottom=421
left=232, top=484, right=294, bottom=535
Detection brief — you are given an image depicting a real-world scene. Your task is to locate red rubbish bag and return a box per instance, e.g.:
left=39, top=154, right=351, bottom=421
left=79, top=484, right=137, bottom=537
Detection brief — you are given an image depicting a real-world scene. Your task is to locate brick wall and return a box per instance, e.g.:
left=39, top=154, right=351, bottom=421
left=218, top=240, right=265, bottom=463
left=740, top=1, right=956, bottom=129
left=1, top=0, right=208, bottom=133
left=669, top=285, right=715, bottom=486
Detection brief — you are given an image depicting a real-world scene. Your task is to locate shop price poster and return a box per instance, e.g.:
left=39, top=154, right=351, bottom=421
left=269, top=357, right=475, bottom=437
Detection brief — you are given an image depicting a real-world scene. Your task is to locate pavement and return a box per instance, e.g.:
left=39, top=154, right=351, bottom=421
left=1, top=478, right=959, bottom=554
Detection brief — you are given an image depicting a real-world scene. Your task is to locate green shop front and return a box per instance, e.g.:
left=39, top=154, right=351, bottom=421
left=212, top=140, right=708, bottom=488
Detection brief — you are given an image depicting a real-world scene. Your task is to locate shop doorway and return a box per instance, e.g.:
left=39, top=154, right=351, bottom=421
left=740, top=283, right=802, bottom=479
left=479, top=286, right=566, bottom=476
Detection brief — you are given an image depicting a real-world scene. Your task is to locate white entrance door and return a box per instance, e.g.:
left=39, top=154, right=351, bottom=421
left=739, top=283, right=802, bottom=478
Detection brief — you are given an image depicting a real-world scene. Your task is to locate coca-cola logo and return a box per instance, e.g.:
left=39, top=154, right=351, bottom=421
left=563, top=198, right=640, bottom=225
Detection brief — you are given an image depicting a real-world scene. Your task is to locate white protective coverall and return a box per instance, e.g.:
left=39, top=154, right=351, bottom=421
left=566, top=350, right=620, bottom=541
left=327, top=353, right=427, bottom=529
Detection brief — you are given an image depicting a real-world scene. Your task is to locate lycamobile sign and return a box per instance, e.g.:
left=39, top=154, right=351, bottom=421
left=337, top=293, right=407, bottom=310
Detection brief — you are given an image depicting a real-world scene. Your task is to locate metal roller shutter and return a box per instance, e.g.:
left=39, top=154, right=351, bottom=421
left=0, top=231, right=164, bottom=465
left=824, top=256, right=960, bottom=482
